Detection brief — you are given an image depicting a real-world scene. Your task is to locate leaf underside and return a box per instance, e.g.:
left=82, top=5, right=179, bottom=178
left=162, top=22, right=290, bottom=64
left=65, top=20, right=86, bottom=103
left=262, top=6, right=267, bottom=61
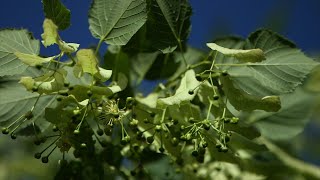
left=0, top=29, right=40, bottom=76
left=89, top=0, right=147, bottom=45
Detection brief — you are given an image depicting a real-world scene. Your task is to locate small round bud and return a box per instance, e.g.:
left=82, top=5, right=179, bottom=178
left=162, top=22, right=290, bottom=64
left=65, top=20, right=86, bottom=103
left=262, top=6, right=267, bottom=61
left=192, top=150, right=199, bottom=157
left=180, top=125, right=185, bottom=131
left=113, top=113, right=119, bottom=118
left=155, top=125, right=162, bottom=132
left=159, top=147, right=165, bottom=153
left=24, top=111, right=34, bottom=120
left=58, top=90, right=68, bottom=96
left=32, top=86, right=38, bottom=92
left=230, top=117, right=239, bottom=124
left=41, top=156, right=49, bottom=163
left=56, top=96, right=63, bottom=101
left=100, top=140, right=108, bottom=148
left=87, top=90, right=93, bottom=97
left=34, top=153, right=41, bottom=159
left=221, top=146, right=228, bottom=153
left=146, top=136, right=154, bottom=144
left=171, top=137, right=179, bottom=146
left=63, top=82, right=70, bottom=87
left=52, top=125, right=59, bottom=132
left=96, top=129, right=104, bottom=136
left=35, top=64, right=42, bottom=70
left=34, top=139, right=41, bottom=146
left=80, top=143, right=87, bottom=148
left=202, top=141, right=208, bottom=148
left=10, top=133, right=17, bottom=140
left=129, top=119, right=139, bottom=127
left=172, top=119, right=178, bottom=125
left=198, top=147, right=206, bottom=155
left=104, top=126, right=112, bottom=136
left=130, top=170, right=136, bottom=176
left=73, top=129, right=80, bottom=135
left=189, top=117, right=196, bottom=123
left=150, top=112, right=156, bottom=118
left=2, top=127, right=9, bottom=135
left=203, top=123, right=210, bottom=131
left=221, top=71, right=228, bottom=76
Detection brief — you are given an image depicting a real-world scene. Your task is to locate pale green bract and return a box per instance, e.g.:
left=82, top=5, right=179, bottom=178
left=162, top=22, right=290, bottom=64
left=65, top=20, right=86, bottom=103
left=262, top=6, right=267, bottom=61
left=76, top=49, right=99, bottom=75
left=41, top=18, right=59, bottom=47
left=207, top=43, right=265, bottom=63
left=89, top=0, right=147, bottom=45
left=157, top=69, right=200, bottom=108
left=0, top=29, right=40, bottom=76
left=14, top=52, right=53, bottom=66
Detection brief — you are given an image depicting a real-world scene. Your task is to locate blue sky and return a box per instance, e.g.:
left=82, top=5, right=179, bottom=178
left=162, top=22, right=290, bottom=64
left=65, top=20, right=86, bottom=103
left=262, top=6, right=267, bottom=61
left=0, top=0, right=319, bottom=56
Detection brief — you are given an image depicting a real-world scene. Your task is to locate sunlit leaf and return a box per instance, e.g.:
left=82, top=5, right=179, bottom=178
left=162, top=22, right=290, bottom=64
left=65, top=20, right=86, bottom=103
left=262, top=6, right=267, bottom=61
left=76, top=49, right=99, bottom=76
left=95, top=67, right=112, bottom=82
left=41, top=18, right=59, bottom=47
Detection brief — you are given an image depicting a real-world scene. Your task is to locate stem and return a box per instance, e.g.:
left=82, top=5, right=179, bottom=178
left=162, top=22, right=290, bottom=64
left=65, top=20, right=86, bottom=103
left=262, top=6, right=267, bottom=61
left=257, top=137, right=320, bottom=179
left=206, top=102, right=213, bottom=120
left=160, top=108, right=167, bottom=123
left=95, top=39, right=104, bottom=55
left=177, top=39, right=187, bottom=67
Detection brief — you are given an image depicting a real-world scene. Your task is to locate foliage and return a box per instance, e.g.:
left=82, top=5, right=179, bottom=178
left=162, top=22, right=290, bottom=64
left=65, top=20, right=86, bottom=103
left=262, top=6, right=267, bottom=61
left=0, top=0, right=319, bottom=179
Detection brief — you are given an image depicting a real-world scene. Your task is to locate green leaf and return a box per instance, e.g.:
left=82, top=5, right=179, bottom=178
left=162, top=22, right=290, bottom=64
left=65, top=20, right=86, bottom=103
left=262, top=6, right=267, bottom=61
left=247, top=88, right=316, bottom=140
left=76, top=49, right=99, bottom=76
left=130, top=52, right=159, bottom=86
left=157, top=69, right=200, bottom=108
left=227, top=29, right=319, bottom=96
left=0, top=69, right=56, bottom=132
left=42, top=0, right=71, bottom=30
left=41, top=18, right=59, bottom=47
left=148, top=0, right=192, bottom=53
left=221, top=76, right=281, bottom=112
left=0, top=29, right=40, bottom=76
left=14, top=52, right=52, bottom=66
left=88, top=0, right=147, bottom=45
left=207, top=42, right=265, bottom=63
